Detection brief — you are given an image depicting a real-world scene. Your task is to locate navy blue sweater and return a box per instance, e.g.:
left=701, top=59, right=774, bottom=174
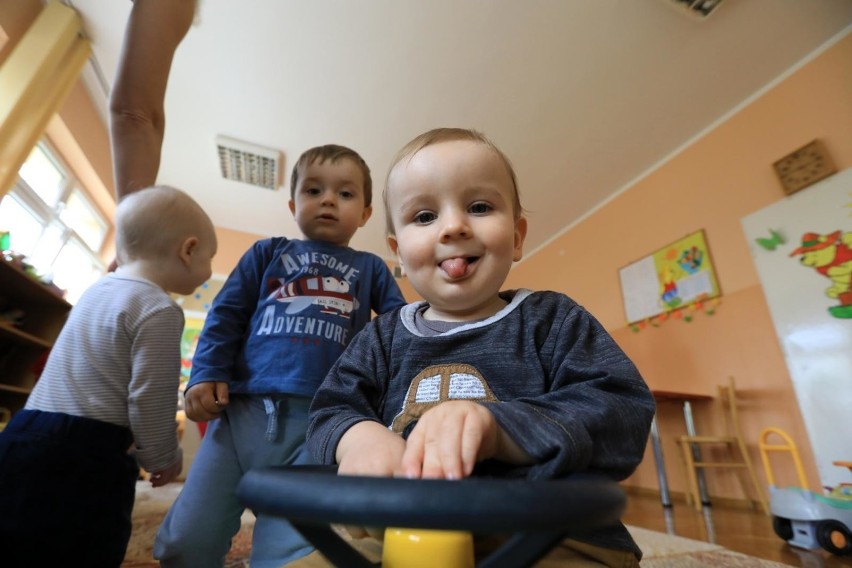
left=188, top=238, right=405, bottom=397
left=307, top=289, right=655, bottom=556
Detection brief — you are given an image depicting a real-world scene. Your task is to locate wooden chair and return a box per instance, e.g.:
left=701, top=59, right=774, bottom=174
left=677, top=376, right=769, bottom=514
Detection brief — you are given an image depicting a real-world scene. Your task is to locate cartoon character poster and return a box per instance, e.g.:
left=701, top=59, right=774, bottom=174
left=788, top=230, right=852, bottom=319
left=180, top=317, right=205, bottom=386
left=619, top=230, right=720, bottom=324
left=741, top=167, right=852, bottom=490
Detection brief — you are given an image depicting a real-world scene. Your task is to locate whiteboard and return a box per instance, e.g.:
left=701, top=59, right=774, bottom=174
left=741, top=168, right=852, bottom=490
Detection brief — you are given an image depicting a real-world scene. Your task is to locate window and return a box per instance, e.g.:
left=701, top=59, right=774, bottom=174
left=0, top=141, right=109, bottom=304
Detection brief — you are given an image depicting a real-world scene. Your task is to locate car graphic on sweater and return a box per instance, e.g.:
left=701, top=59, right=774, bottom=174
left=267, top=276, right=355, bottom=317
left=390, top=363, right=498, bottom=435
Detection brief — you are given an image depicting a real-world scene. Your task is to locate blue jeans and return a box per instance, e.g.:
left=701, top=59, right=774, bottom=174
left=154, top=395, right=314, bottom=568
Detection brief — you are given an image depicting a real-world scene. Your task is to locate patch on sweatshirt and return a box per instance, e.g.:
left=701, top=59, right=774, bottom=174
left=390, top=363, right=499, bottom=434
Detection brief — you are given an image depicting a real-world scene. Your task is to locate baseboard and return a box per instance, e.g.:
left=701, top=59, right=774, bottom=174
left=621, top=484, right=760, bottom=510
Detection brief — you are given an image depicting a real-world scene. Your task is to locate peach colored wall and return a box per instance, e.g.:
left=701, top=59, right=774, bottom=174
left=211, top=226, right=264, bottom=275
left=505, top=33, right=852, bottom=500
left=0, top=0, right=39, bottom=53
left=54, top=84, right=116, bottom=211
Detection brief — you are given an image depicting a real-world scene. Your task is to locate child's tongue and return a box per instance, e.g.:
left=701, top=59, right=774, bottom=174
left=441, top=258, right=468, bottom=278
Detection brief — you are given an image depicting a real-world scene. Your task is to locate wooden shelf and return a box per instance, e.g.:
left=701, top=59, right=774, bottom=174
left=0, top=257, right=71, bottom=413
left=0, top=321, right=53, bottom=349
left=0, top=258, right=70, bottom=309
left=0, top=383, right=31, bottom=395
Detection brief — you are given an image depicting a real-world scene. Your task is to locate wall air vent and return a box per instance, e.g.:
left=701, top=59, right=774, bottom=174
left=216, top=135, right=282, bottom=190
left=664, top=0, right=724, bottom=19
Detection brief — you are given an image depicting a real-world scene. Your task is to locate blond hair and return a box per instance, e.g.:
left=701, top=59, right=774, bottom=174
left=383, top=128, right=522, bottom=235
left=290, top=144, right=372, bottom=206
left=115, top=185, right=211, bottom=264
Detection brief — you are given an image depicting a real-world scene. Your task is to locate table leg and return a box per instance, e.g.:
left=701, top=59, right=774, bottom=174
left=660, top=506, right=676, bottom=535
left=649, top=415, right=672, bottom=508
left=683, top=401, right=711, bottom=505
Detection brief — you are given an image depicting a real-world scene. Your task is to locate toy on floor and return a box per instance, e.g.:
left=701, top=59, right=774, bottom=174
left=237, top=465, right=626, bottom=568
left=759, top=427, right=852, bottom=556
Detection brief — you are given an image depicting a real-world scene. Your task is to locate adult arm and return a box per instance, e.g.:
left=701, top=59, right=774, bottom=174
left=110, top=0, right=197, bottom=199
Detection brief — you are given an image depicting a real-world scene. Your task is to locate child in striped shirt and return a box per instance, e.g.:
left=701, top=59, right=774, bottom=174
left=0, top=185, right=217, bottom=566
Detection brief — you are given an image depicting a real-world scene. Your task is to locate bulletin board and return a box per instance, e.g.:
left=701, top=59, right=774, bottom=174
left=619, top=230, right=720, bottom=324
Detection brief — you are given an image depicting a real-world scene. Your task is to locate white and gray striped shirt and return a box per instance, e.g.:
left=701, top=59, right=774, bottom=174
left=27, top=273, right=183, bottom=472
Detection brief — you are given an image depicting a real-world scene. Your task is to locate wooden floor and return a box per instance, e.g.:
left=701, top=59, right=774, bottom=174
left=621, top=492, right=852, bottom=567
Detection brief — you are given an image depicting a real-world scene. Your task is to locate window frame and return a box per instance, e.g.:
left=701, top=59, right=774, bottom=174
left=1, top=138, right=110, bottom=302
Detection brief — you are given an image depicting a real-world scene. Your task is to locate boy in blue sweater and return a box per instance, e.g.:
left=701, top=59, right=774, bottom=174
left=306, top=129, right=655, bottom=567
left=154, top=145, right=406, bottom=568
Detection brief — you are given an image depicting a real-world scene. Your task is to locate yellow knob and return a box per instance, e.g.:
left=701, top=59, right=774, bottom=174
left=382, top=527, right=474, bottom=568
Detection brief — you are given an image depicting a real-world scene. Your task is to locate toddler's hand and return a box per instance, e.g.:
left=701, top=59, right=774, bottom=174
left=184, top=381, right=230, bottom=422
left=336, top=421, right=407, bottom=540
left=150, top=459, right=182, bottom=487
left=337, top=421, right=407, bottom=478
left=401, top=401, right=499, bottom=480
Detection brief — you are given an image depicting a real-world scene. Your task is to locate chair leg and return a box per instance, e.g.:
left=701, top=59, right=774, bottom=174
left=677, top=445, right=693, bottom=507
left=678, top=440, right=702, bottom=511
left=737, top=439, right=770, bottom=515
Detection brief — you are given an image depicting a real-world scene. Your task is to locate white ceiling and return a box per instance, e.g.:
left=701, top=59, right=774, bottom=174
left=69, top=0, right=852, bottom=262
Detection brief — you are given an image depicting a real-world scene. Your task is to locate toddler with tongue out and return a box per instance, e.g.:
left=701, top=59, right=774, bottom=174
left=306, top=128, right=655, bottom=567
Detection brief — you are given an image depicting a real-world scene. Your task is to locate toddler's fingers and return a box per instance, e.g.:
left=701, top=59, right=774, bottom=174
left=434, top=416, right=465, bottom=480
left=185, top=396, right=217, bottom=422
left=420, top=426, right=459, bottom=480
left=459, top=415, right=484, bottom=477
left=201, top=389, right=224, bottom=415
left=400, top=430, right=424, bottom=479
left=214, top=382, right=230, bottom=406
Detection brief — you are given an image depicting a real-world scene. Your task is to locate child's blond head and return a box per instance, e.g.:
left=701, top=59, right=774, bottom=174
left=383, top=128, right=522, bottom=235
left=115, top=185, right=212, bottom=264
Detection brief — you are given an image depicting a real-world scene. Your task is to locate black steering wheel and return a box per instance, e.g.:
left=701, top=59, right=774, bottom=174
left=237, top=465, right=626, bottom=568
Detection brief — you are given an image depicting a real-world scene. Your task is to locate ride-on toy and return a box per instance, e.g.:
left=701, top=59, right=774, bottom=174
left=760, top=428, right=852, bottom=556
left=237, top=465, right=626, bottom=568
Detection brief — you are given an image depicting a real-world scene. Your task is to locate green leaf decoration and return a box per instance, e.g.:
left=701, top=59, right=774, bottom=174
left=756, top=229, right=785, bottom=251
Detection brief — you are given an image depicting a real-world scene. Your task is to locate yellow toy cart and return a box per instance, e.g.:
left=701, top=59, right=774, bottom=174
left=760, top=428, right=852, bottom=556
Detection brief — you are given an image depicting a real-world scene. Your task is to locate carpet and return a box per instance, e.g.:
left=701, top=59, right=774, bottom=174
left=123, top=481, right=253, bottom=568
left=123, top=482, right=791, bottom=567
